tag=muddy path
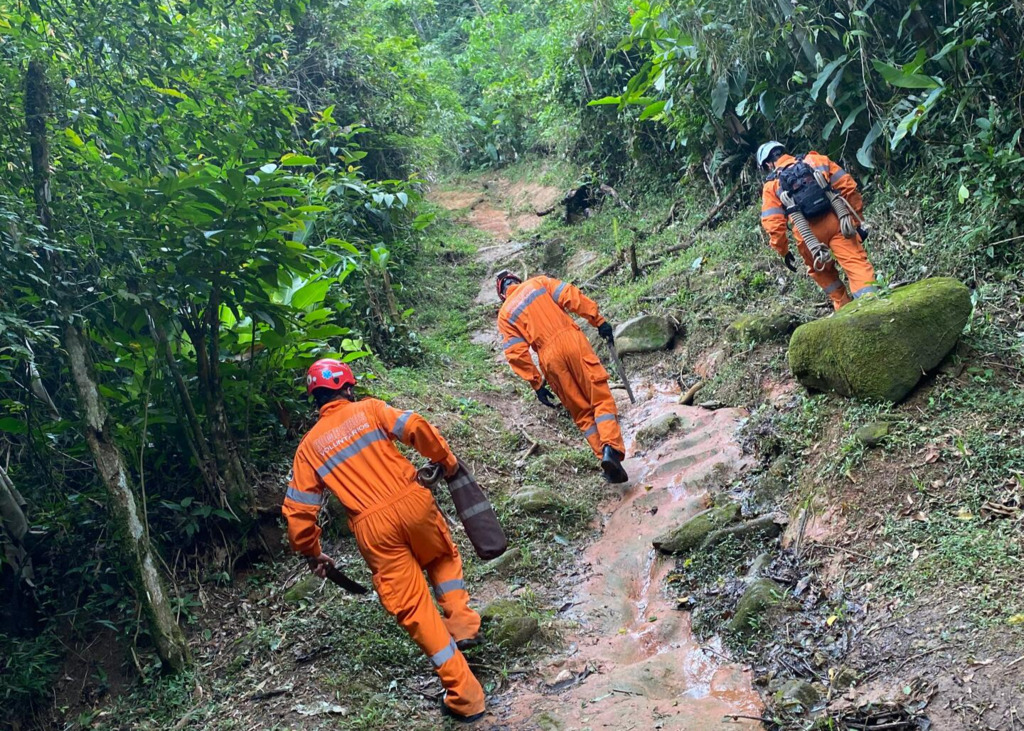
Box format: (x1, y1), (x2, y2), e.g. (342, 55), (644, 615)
(433, 181), (765, 730)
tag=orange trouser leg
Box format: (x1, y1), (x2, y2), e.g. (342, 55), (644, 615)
(541, 330), (625, 457)
(829, 232), (877, 300)
(413, 502), (481, 642)
(354, 490), (485, 718)
(796, 238), (851, 310)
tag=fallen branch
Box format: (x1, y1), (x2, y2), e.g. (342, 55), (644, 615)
(679, 381), (704, 405)
(583, 250), (625, 286)
(662, 184), (740, 256)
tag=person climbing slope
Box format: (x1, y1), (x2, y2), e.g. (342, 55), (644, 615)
(494, 270), (628, 484)
(281, 359), (486, 723)
(757, 140), (878, 309)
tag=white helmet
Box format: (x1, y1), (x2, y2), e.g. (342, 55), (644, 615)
(756, 140), (785, 168)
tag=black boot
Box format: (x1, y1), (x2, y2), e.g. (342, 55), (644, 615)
(441, 695), (486, 723)
(601, 445), (629, 484)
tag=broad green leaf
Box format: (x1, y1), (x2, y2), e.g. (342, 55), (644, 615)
(280, 153), (317, 166)
(587, 96), (622, 106)
(958, 184), (970, 204)
(710, 77), (729, 119)
(290, 279), (331, 310)
(857, 121), (884, 168)
(639, 100), (666, 121)
(871, 59), (940, 89)
(811, 56), (847, 101)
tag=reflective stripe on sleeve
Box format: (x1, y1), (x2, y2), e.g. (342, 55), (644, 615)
(393, 410), (413, 440)
(285, 487), (323, 506)
(761, 206), (785, 218)
(508, 287), (546, 325)
(460, 501), (492, 519)
(552, 281), (567, 302)
(316, 429), (389, 478)
(503, 336), (525, 351)
(830, 169), (849, 185)
(433, 579), (465, 597)
(430, 638), (458, 667)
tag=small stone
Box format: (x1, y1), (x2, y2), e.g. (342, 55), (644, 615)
(729, 578), (785, 636)
(613, 315), (677, 355)
(727, 310), (803, 345)
(855, 421), (889, 447)
(511, 487), (564, 515)
(489, 616), (539, 649)
(482, 548), (520, 575)
(832, 667), (860, 691)
(283, 575), (321, 603)
(635, 413), (682, 448)
(652, 502), (740, 556)
(773, 679), (820, 713)
(745, 553), (772, 579)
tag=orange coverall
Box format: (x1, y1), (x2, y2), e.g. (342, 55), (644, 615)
(761, 152), (877, 309)
(282, 398), (485, 718)
(497, 275), (625, 457)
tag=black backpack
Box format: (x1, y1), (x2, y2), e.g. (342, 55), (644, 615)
(775, 156), (832, 220)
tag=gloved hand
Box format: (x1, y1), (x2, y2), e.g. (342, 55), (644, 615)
(306, 552), (335, 578)
(783, 251), (798, 273)
(597, 322), (614, 343)
(857, 226), (869, 242)
(535, 383), (558, 409)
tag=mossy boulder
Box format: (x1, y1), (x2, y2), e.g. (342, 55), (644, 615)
(481, 599), (539, 649)
(727, 310), (803, 345)
(855, 421), (889, 447)
(774, 679), (820, 713)
(729, 578), (784, 636)
(652, 501), (740, 555)
(636, 413), (682, 448)
(702, 515), (783, 550)
(788, 278), (972, 403)
(614, 315), (677, 355)
(511, 487), (564, 515)
(541, 239), (565, 273)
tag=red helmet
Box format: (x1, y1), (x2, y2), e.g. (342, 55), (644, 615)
(495, 269), (521, 301)
(306, 358), (356, 395)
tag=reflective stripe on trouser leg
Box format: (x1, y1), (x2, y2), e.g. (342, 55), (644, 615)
(594, 412), (624, 456)
(851, 285), (878, 298)
(430, 637), (458, 667)
(829, 231), (876, 299)
(420, 503), (481, 643)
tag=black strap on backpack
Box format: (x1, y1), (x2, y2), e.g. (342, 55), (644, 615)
(777, 155), (832, 220)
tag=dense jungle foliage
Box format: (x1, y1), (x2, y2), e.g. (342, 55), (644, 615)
(2, 0), (1022, 724)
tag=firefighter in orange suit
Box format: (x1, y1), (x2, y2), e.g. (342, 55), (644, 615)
(757, 140), (877, 309)
(282, 359), (486, 723)
(495, 271), (628, 484)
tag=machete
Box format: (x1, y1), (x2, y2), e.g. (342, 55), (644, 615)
(605, 340), (636, 404)
(324, 563), (370, 595)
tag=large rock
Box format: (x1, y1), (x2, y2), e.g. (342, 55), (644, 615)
(729, 578), (785, 636)
(614, 315), (676, 355)
(773, 679), (820, 713)
(727, 310), (803, 345)
(652, 502), (740, 555)
(788, 278), (972, 402)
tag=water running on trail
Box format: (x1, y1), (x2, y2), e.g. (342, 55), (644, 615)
(434, 182), (765, 730)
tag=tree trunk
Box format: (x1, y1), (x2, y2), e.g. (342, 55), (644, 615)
(181, 305), (252, 516)
(0, 463), (33, 586)
(25, 57), (189, 672)
(147, 310), (221, 502)
(64, 323), (191, 672)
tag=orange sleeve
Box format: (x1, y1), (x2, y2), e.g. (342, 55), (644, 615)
(497, 315), (543, 390)
(542, 276), (605, 328)
(760, 181), (790, 256)
(824, 156), (863, 215)
(281, 443), (324, 557)
(379, 400), (458, 473)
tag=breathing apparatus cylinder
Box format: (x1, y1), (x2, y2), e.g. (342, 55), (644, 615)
(779, 190), (834, 272)
(814, 170), (862, 239)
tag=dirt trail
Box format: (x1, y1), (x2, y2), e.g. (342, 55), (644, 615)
(444, 180), (765, 729)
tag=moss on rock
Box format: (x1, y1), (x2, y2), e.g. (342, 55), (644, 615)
(512, 486), (564, 515)
(788, 278), (972, 402)
(727, 310), (803, 345)
(614, 315), (677, 355)
(652, 501), (740, 555)
(729, 578), (784, 636)
(636, 413), (682, 448)
(481, 599), (539, 649)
